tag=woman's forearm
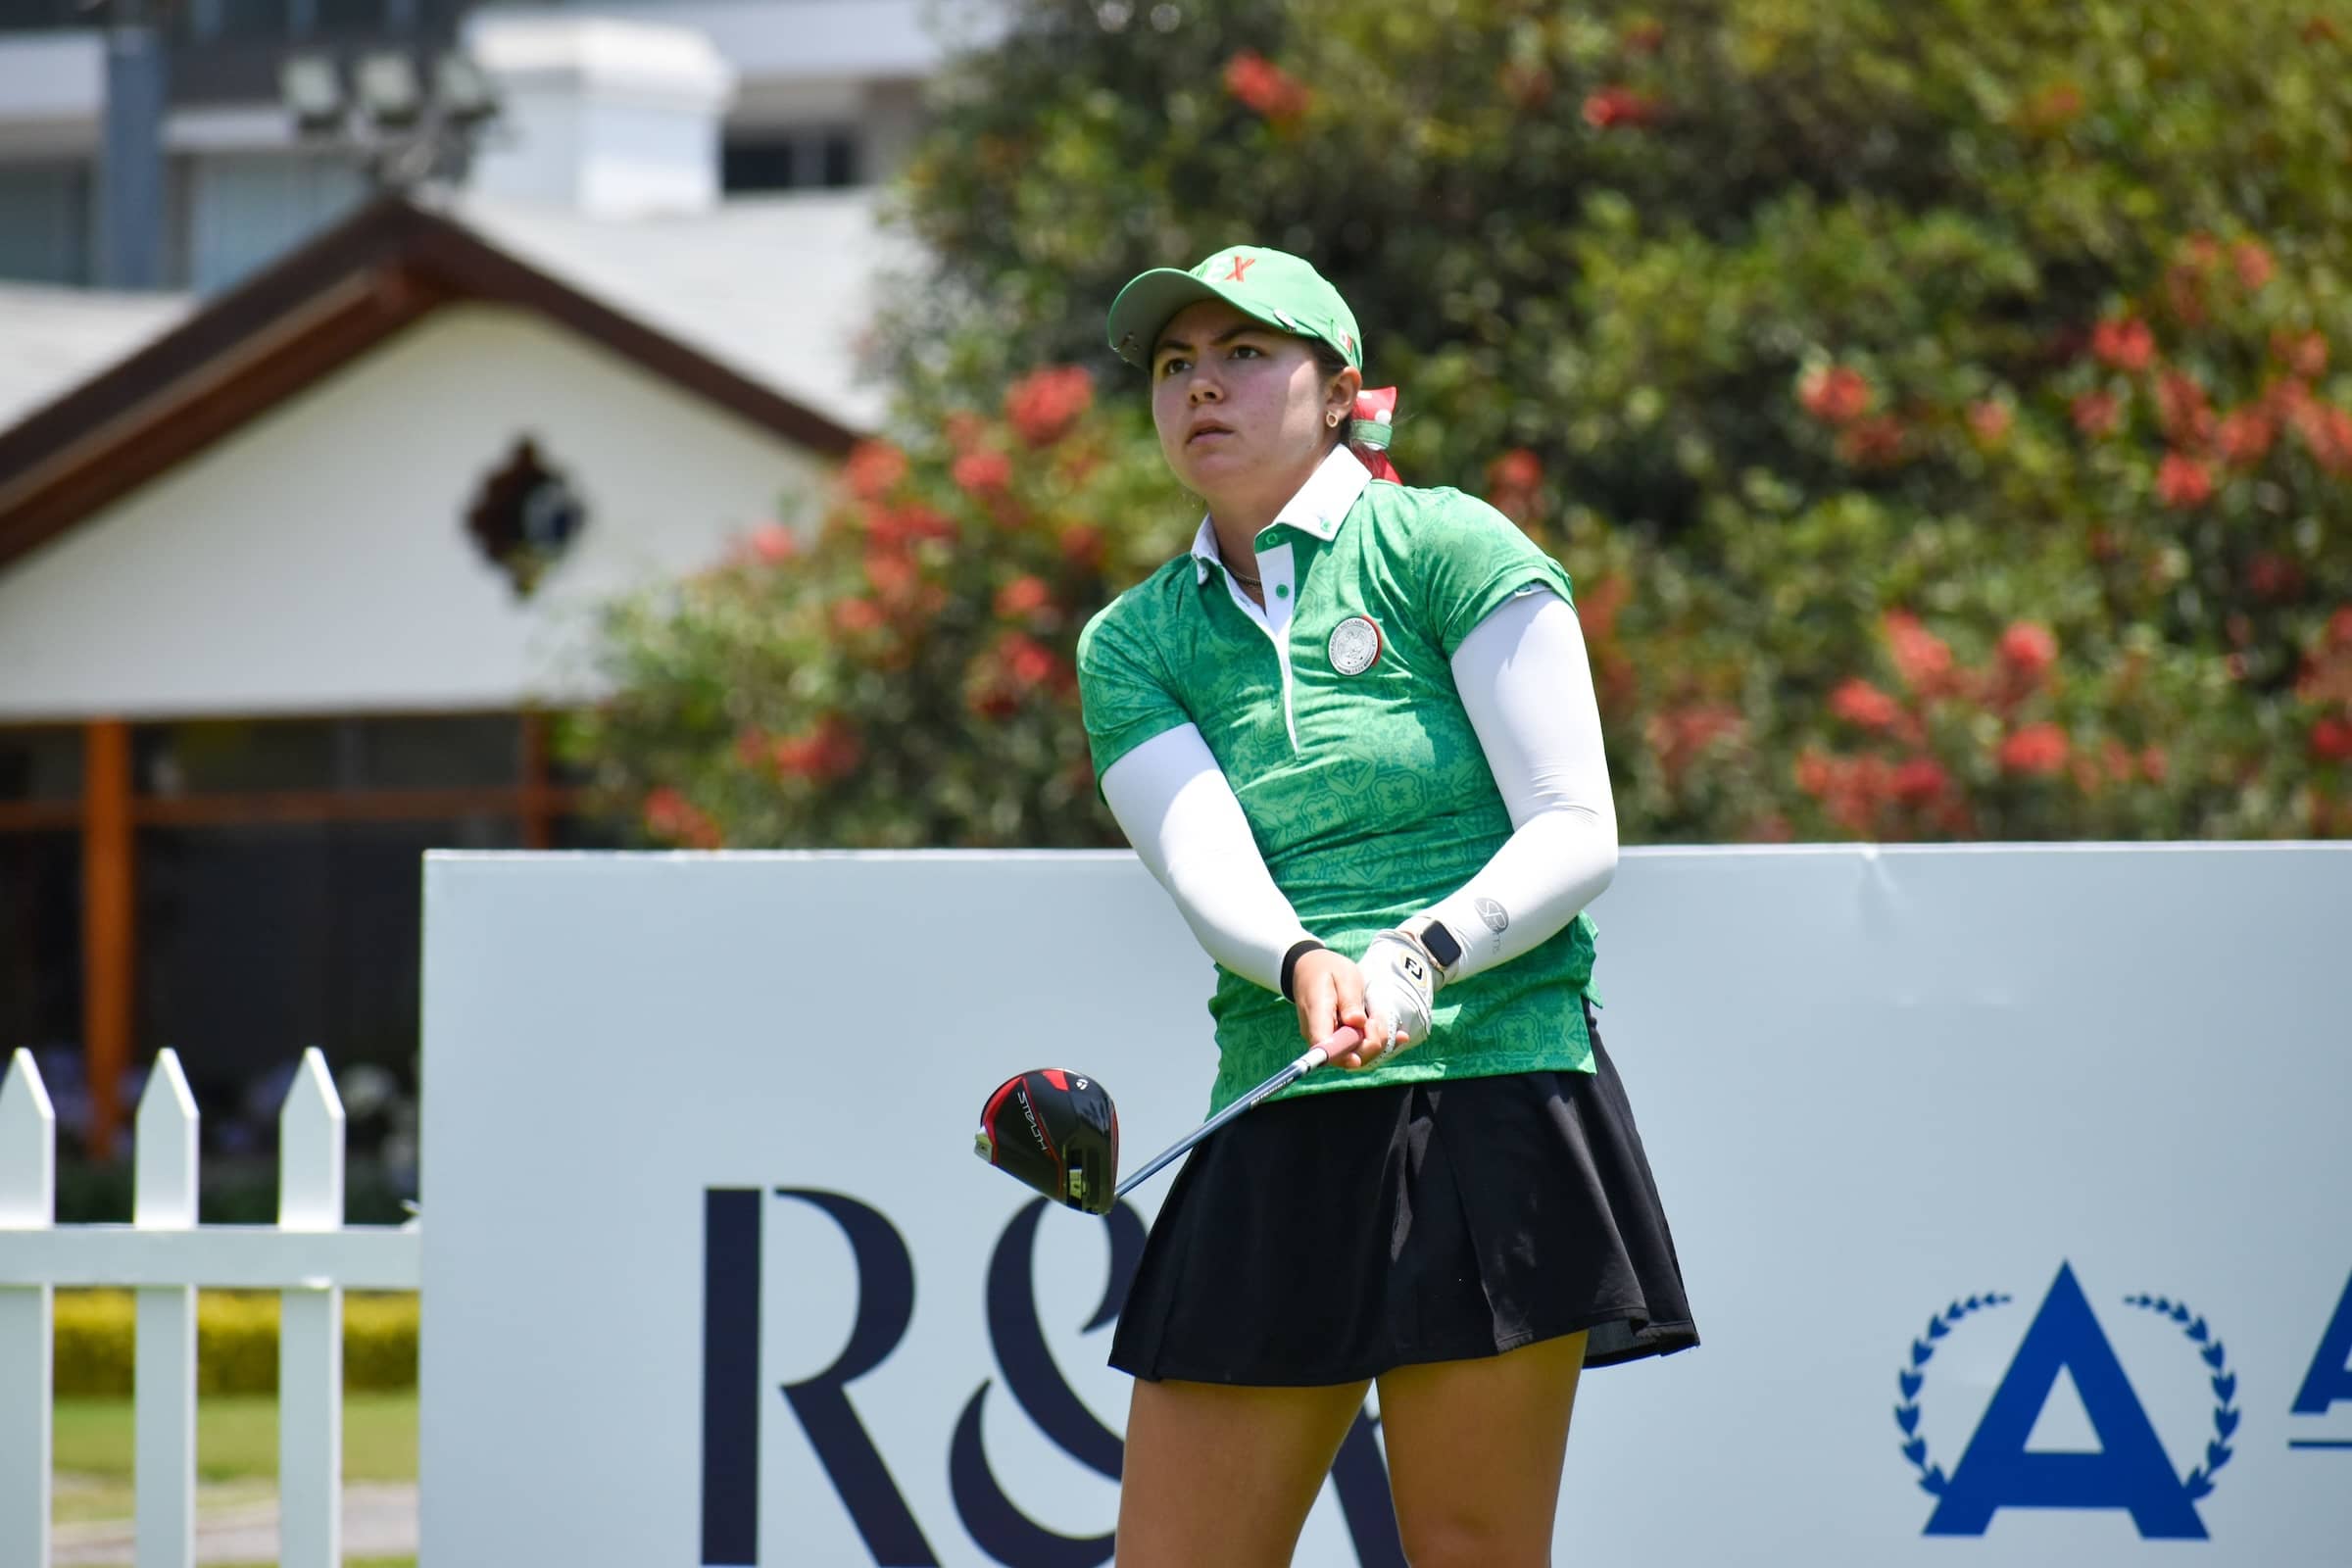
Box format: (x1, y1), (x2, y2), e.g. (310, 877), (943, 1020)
(1421, 588), (1619, 981)
(1101, 723), (1316, 994)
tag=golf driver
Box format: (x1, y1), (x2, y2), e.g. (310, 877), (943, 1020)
(973, 1025), (1362, 1215)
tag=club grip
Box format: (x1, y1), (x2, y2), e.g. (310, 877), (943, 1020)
(1306, 1025), (1364, 1067)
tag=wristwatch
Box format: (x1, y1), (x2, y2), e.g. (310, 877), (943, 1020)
(1398, 915), (1463, 988)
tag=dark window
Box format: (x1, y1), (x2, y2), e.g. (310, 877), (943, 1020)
(820, 130), (858, 188)
(135, 813), (521, 1090)
(314, 0), (392, 36)
(132, 714), (525, 797)
(172, 0), (447, 48)
(211, 0), (296, 41)
(552, 812), (627, 850)
(0, 726), (83, 802)
(0, 0), (82, 32)
(0, 832), (78, 1055)
(0, 163), (93, 287)
(723, 128), (861, 193)
(721, 139), (799, 192)
(135, 718), (338, 797)
(342, 714), (524, 792)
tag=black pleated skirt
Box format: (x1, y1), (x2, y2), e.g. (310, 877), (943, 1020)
(1109, 1008), (1698, 1386)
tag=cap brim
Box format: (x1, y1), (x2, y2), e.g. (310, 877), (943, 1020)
(1104, 269), (1291, 368)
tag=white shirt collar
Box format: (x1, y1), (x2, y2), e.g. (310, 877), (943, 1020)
(1191, 446), (1372, 583)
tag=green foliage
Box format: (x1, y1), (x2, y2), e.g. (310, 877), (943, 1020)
(577, 0), (2352, 845)
(564, 374), (1185, 845)
(52, 1291), (418, 1396)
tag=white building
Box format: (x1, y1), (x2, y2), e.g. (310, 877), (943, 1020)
(0, 0), (976, 292)
(0, 3), (946, 1153)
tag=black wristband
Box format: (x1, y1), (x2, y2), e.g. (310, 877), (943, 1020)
(1279, 939), (1326, 1003)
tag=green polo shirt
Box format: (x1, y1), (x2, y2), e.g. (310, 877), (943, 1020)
(1078, 449), (1599, 1116)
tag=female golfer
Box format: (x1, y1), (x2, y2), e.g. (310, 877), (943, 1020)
(1078, 245), (1697, 1567)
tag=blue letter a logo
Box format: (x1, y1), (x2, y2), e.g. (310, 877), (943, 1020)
(1926, 1262), (2205, 1539)
(2291, 1269), (2352, 1415)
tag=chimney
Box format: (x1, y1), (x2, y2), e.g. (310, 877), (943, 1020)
(463, 15), (735, 218)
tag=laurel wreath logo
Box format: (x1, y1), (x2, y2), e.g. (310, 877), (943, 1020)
(2123, 1293), (2239, 1500)
(1892, 1292), (2014, 1494)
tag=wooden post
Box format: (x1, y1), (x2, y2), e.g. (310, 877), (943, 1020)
(520, 709), (556, 850)
(82, 718), (133, 1161)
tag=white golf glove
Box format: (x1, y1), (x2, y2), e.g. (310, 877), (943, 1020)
(1357, 928), (1440, 1057)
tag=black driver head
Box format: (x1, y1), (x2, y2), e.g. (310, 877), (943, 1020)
(974, 1067), (1119, 1215)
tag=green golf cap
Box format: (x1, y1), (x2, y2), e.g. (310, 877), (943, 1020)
(1106, 245), (1362, 372)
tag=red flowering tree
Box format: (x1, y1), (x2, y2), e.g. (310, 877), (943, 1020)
(576, 0), (2352, 845)
(563, 368), (1189, 847)
(898, 0), (2352, 842)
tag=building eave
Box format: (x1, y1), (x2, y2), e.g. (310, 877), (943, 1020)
(0, 194), (863, 575)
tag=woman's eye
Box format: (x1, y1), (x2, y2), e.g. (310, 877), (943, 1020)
(1157, 357), (1189, 377)
(1230, 344), (1262, 360)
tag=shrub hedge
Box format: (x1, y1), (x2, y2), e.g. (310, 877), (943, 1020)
(50, 1290), (418, 1397)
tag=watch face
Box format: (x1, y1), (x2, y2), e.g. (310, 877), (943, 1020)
(1421, 920), (1463, 969)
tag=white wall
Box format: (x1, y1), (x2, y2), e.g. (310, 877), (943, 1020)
(419, 845), (2352, 1567)
(0, 31), (102, 157)
(466, 15), (737, 220)
(0, 303), (832, 719)
(585, 0), (983, 80)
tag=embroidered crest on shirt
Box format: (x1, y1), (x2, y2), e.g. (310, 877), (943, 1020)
(1328, 615), (1383, 675)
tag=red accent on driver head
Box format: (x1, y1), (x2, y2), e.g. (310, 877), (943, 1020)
(1043, 1069), (1070, 1091)
(979, 1078), (1018, 1164)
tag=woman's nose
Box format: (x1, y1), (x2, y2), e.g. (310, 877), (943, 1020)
(1189, 376), (1220, 405)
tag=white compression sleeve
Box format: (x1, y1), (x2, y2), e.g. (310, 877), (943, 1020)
(1422, 587), (1619, 983)
(1099, 724), (1315, 994)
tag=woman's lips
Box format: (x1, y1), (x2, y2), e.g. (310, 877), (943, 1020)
(1187, 423), (1234, 445)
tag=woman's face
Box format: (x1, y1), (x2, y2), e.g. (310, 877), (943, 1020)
(1150, 298), (1353, 505)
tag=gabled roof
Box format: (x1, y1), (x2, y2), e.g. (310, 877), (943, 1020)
(451, 189), (900, 433)
(0, 193), (870, 575)
(0, 282), (194, 434)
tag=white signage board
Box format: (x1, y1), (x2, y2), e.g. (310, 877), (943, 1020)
(419, 845), (2352, 1565)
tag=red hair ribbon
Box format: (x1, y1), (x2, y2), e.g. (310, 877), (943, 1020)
(1349, 386), (1401, 482)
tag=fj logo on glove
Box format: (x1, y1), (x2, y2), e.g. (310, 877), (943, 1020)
(1402, 955), (1426, 983)
(1328, 615), (1383, 675)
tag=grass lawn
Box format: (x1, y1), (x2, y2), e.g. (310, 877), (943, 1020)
(52, 1391), (416, 1529)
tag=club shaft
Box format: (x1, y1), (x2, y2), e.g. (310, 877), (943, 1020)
(1113, 1029), (1358, 1200)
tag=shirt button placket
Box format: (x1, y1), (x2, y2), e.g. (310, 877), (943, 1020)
(1260, 540), (1300, 750)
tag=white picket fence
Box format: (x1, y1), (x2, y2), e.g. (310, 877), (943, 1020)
(0, 1045), (421, 1568)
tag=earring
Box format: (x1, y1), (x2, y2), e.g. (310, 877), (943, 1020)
(1327, 412), (1342, 427)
